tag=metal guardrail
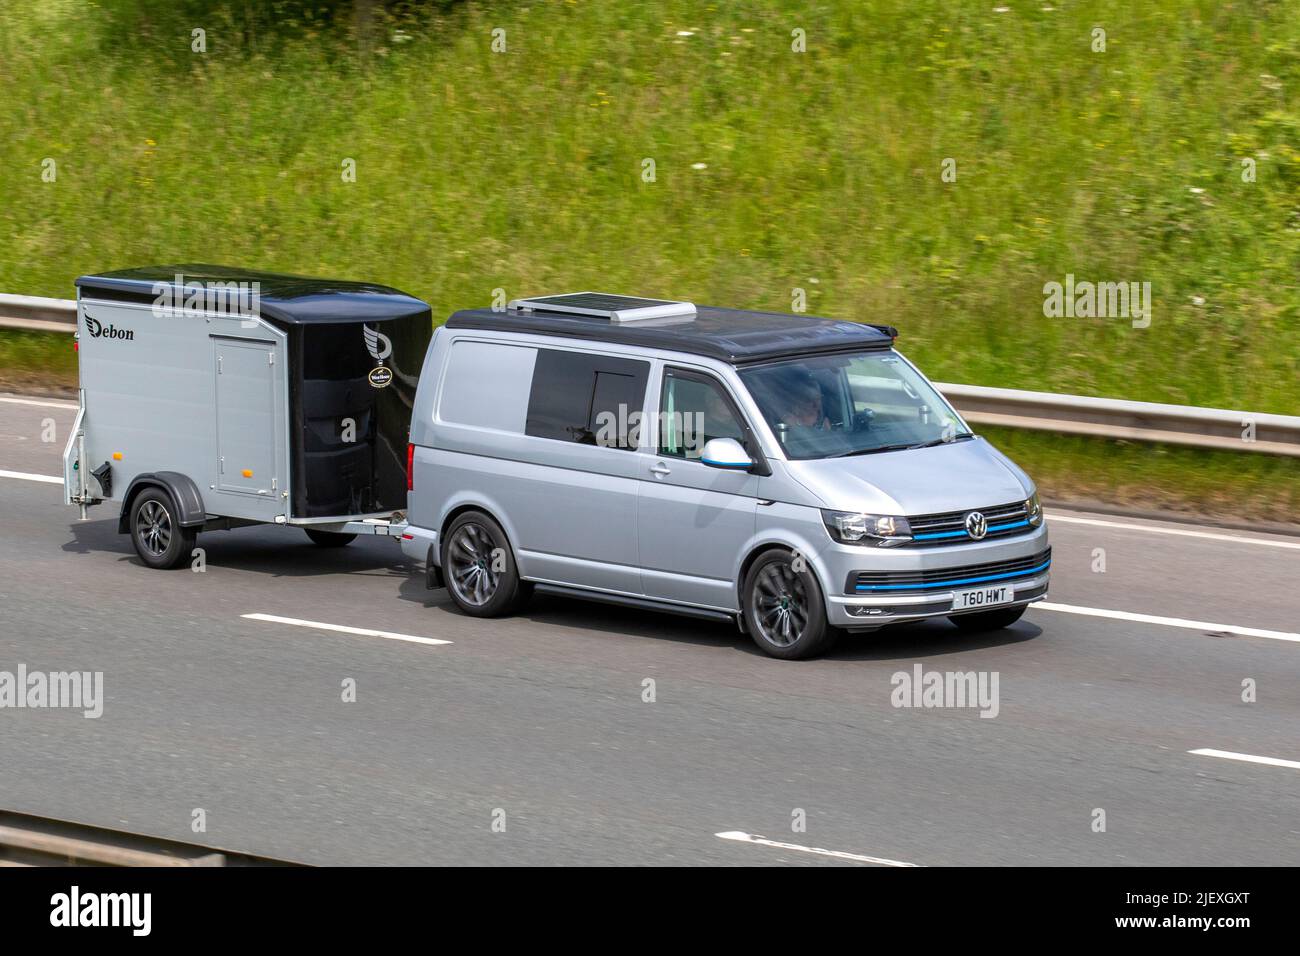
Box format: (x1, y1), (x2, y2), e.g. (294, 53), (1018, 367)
(0, 809), (302, 867)
(2, 293), (1297, 456)
(0, 293), (78, 333)
(937, 383), (1300, 458)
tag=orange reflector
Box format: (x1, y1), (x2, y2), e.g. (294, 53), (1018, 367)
(112, 452), (123, 460)
(242, 469), (253, 478)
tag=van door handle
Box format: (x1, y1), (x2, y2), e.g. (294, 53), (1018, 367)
(650, 463), (672, 477)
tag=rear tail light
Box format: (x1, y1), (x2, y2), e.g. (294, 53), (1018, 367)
(406, 442), (415, 491)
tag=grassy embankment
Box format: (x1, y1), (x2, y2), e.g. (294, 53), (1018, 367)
(1, 1), (1295, 518)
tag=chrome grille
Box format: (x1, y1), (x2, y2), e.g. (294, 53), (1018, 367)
(908, 501), (1031, 545)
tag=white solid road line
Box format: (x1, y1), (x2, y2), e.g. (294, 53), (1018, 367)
(1047, 512), (1300, 551)
(715, 831), (919, 867)
(1034, 602), (1300, 643)
(0, 469), (63, 484)
(242, 613), (451, 647)
(1189, 749), (1300, 771)
(0, 395), (78, 409)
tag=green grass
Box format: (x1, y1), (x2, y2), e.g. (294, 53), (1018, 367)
(0, 1), (1296, 517)
(1, 0), (1297, 413)
(979, 426), (1300, 525)
(0, 329), (78, 395)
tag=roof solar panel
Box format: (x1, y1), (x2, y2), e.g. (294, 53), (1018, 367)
(508, 292), (697, 323)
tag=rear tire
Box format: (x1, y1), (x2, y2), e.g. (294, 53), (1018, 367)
(129, 487), (197, 570)
(948, 605), (1027, 632)
(440, 511), (531, 618)
(304, 528), (356, 547)
(741, 550), (837, 660)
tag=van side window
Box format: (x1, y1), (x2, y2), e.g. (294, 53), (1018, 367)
(658, 369), (748, 460)
(525, 349), (648, 450)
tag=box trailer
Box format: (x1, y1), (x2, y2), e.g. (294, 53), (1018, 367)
(63, 265), (432, 568)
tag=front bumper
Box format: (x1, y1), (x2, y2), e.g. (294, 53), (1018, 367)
(818, 523), (1051, 630)
(826, 573), (1049, 629)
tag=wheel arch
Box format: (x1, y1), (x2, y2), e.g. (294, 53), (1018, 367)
(117, 472), (206, 534)
(437, 502), (522, 567)
(736, 537), (833, 611)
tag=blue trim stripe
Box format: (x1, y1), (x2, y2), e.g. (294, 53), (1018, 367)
(855, 558), (1051, 592)
(912, 519), (1031, 541)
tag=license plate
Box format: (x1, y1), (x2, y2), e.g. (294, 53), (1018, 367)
(952, 585), (1012, 610)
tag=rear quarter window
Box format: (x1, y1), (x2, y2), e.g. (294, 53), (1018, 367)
(437, 340), (538, 432)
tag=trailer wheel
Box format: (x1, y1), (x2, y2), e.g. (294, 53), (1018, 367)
(129, 487), (197, 570)
(303, 529), (357, 547)
(440, 510), (531, 617)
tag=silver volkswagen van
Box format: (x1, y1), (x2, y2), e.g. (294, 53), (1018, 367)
(402, 294), (1049, 659)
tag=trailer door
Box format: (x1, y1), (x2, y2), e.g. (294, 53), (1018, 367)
(214, 338), (279, 496)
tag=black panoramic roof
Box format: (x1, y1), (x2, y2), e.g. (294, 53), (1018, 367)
(75, 264), (431, 326)
(446, 302), (897, 364)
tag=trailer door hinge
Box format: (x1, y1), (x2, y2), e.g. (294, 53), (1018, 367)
(217, 356), (223, 374)
(218, 457), (225, 474)
(268, 352), (274, 365)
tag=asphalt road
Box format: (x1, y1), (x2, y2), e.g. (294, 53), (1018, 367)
(1, 394), (1297, 866)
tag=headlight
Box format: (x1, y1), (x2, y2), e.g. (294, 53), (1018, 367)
(1025, 492), (1043, 527)
(822, 510), (912, 546)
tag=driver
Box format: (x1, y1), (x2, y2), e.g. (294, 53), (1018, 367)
(781, 377), (832, 431)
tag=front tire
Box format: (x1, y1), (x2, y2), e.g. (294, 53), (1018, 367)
(742, 550), (836, 659)
(440, 511), (531, 618)
(129, 487), (197, 570)
(948, 605), (1027, 632)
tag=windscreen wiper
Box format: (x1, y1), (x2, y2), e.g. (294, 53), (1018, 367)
(907, 433), (974, 450)
(827, 443), (917, 458)
(827, 434), (974, 457)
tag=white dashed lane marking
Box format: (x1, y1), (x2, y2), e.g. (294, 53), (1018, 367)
(716, 831), (919, 866)
(1034, 602), (1300, 644)
(0, 470), (63, 484)
(1047, 512), (1300, 551)
(242, 613), (451, 647)
(1189, 749), (1300, 771)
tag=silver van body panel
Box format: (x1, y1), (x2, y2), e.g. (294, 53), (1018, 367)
(784, 436), (1031, 515)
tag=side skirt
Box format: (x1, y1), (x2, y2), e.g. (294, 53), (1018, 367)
(533, 583), (736, 624)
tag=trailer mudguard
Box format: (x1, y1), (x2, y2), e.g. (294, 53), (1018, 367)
(116, 472), (207, 533)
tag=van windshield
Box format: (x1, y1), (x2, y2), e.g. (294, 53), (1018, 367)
(737, 350), (971, 460)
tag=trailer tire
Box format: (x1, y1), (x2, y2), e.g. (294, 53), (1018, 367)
(440, 510), (531, 617)
(303, 529), (357, 547)
(129, 487), (197, 570)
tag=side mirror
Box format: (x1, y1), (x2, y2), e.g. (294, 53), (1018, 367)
(700, 437), (753, 470)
